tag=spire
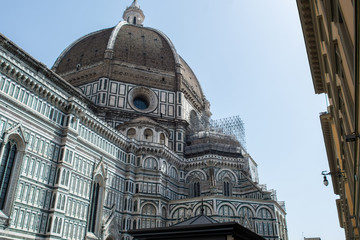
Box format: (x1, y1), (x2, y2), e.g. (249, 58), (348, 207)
(123, 0), (145, 26)
(130, 0), (139, 8)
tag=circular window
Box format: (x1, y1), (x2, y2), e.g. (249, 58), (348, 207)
(133, 96), (149, 110)
(128, 87), (158, 113)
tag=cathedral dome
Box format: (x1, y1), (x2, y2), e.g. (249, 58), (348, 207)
(52, 1), (205, 109)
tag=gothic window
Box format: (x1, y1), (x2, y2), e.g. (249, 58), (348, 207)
(223, 180), (231, 196)
(122, 218), (126, 230)
(47, 216), (52, 233)
(192, 181), (201, 197)
(134, 200), (138, 212)
(0, 140), (17, 209)
(65, 171), (70, 186)
(61, 196), (65, 210)
(57, 194), (61, 209)
(88, 181), (101, 233)
(124, 198), (127, 211)
(51, 194), (56, 209)
(53, 217), (58, 232)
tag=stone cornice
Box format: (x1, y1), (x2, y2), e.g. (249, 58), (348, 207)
(297, 0), (325, 94)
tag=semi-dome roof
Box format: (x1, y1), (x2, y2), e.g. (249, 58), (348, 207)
(52, 1), (205, 109)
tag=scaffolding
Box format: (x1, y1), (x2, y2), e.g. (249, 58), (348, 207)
(210, 115), (246, 149)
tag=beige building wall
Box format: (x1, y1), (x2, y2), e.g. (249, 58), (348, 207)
(297, 0), (360, 239)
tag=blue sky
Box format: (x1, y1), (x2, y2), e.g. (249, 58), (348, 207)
(1, 0), (344, 239)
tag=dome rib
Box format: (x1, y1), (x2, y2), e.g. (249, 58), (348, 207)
(107, 21), (129, 50)
(108, 24), (180, 67)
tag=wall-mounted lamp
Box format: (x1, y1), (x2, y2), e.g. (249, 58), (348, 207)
(321, 170), (345, 186)
(345, 132), (360, 142)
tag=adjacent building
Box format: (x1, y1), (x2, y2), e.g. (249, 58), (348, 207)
(297, 0), (360, 239)
(0, 1), (287, 239)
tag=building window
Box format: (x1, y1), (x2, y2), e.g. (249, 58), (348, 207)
(127, 128), (136, 139)
(160, 133), (165, 145)
(133, 96), (149, 110)
(88, 182), (100, 233)
(193, 181), (200, 197)
(0, 140), (17, 209)
(223, 181), (231, 196)
(144, 157), (158, 170)
(141, 204), (156, 229)
(169, 167), (178, 180)
(144, 129), (153, 142)
(239, 207), (254, 230)
(177, 132), (182, 141)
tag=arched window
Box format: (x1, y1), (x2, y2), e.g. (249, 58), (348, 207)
(122, 218), (126, 230)
(57, 194), (62, 209)
(65, 171), (70, 186)
(160, 133), (165, 145)
(144, 129), (153, 142)
(127, 128), (136, 139)
(162, 207), (167, 218)
(61, 196), (66, 210)
(143, 157), (158, 170)
(141, 204), (156, 229)
(0, 140), (17, 209)
(257, 208), (274, 236)
(195, 205), (212, 216)
(53, 217), (58, 232)
(218, 205), (235, 217)
(47, 216), (52, 233)
(239, 206), (254, 230)
(56, 168), (61, 184)
(171, 207), (187, 221)
(51, 194), (56, 209)
(88, 174), (105, 235)
(192, 181), (200, 197)
(61, 170), (66, 185)
(169, 167), (178, 180)
(124, 198), (127, 211)
(134, 200), (138, 212)
(57, 218), (62, 233)
(223, 180), (231, 196)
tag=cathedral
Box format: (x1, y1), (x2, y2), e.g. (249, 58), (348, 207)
(0, 1), (287, 239)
